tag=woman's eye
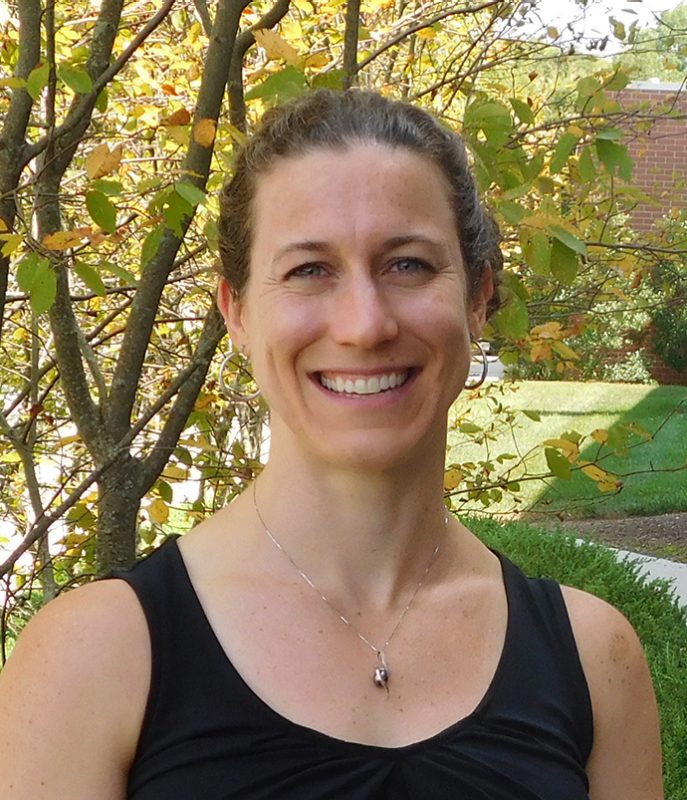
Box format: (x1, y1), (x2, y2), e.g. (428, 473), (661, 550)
(287, 263), (327, 279)
(390, 257), (432, 274)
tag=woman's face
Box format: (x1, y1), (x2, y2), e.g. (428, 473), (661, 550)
(218, 143), (492, 472)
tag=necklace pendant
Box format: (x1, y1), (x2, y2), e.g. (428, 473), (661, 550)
(373, 666), (389, 689)
(374, 651), (390, 691)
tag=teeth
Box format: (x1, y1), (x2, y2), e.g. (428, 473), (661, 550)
(320, 371), (409, 395)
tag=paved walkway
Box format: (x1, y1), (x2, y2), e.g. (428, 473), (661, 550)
(615, 548), (687, 610)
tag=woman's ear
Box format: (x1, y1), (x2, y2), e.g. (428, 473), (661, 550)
(469, 264), (494, 337)
(217, 278), (248, 348)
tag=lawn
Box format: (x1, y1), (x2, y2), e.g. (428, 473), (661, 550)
(448, 381), (687, 518)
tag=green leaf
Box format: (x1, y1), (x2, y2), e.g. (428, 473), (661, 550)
(73, 260), (107, 296)
(312, 69), (345, 91)
(550, 132), (580, 174)
(57, 64), (93, 94)
(26, 63), (49, 100)
(595, 128), (623, 141)
(90, 179), (123, 196)
(549, 225), (587, 255)
(101, 261), (137, 285)
(459, 422), (482, 434)
(493, 293), (529, 338)
(550, 239), (579, 285)
(595, 139), (633, 181)
(29, 260), (57, 315)
(510, 97), (534, 125)
(578, 147), (597, 182)
(523, 409), (541, 421)
(545, 447), (572, 480)
(156, 480), (173, 503)
(96, 89), (108, 113)
(175, 181), (206, 207)
(141, 225), (164, 267)
(16, 253), (48, 292)
(86, 190), (117, 233)
(244, 66), (307, 103)
(522, 230), (551, 276)
(163, 193), (193, 236)
(499, 200), (526, 225)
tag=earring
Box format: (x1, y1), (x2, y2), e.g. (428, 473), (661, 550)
(218, 348), (261, 402)
(464, 338), (488, 390)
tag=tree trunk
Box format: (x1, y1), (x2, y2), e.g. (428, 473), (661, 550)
(96, 454), (143, 573)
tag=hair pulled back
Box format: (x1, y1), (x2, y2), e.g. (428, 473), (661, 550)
(218, 89), (502, 317)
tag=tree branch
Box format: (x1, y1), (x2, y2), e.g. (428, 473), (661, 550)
(343, 0), (361, 89)
(108, 0), (249, 441)
(139, 304), (225, 494)
(355, 1), (503, 75)
(23, 0), (175, 165)
(227, 0), (291, 132)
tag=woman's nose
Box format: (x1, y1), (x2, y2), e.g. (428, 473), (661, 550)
(329, 274), (399, 348)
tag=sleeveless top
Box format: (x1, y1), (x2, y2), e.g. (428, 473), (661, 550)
(113, 537), (593, 800)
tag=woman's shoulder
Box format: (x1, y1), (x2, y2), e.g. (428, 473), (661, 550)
(560, 585), (664, 800)
(0, 579), (149, 799)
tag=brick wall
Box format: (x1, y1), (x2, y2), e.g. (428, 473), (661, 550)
(617, 84), (687, 232)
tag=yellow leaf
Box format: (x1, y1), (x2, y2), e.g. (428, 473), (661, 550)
(224, 123), (248, 146)
(304, 52), (329, 69)
(85, 143), (123, 179)
(443, 467), (464, 491)
(0, 451), (21, 463)
(0, 218), (8, 232)
(551, 341), (579, 360)
(416, 27), (437, 40)
(0, 233), (22, 256)
(162, 465), (188, 480)
(253, 29), (300, 65)
(530, 342), (552, 362)
(148, 498), (170, 524)
(580, 462), (611, 482)
(43, 230), (85, 250)
(543, 438), (579, 461)
(59, 434), (82, 445)
(591, 428), (608, 444)
(531, 321), (563, 340)
(194, 118), (216, 148)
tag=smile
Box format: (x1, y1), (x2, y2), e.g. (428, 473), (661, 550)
(318, 370), (410, 395)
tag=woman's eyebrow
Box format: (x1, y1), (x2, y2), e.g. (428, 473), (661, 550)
(272, 240), (330, 264)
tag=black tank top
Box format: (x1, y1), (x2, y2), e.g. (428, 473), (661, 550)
(114, 538), (593, 799)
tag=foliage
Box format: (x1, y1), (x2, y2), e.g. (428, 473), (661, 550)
(615, 2), (687, 83)
(0, 0), (686, 658)
(448, 382), (687, 518)
(470, 517), (687, 800)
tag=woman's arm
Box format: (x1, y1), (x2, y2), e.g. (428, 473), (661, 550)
(563, 586), (664, 800)
(0, 580), (150, 800)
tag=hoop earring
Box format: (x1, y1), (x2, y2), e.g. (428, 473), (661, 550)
(218, 348), (261, 402)
(464, 338), (488, 390)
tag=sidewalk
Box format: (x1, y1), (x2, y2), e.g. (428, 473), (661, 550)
(615, 547), (687, 609)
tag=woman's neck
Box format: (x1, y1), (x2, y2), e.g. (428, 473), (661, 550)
(251, 447), (453, 610)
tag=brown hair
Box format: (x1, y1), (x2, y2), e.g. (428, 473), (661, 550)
(218, 89), (502, 316)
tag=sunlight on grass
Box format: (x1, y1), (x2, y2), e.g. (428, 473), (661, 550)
(448, 382), (687, 518)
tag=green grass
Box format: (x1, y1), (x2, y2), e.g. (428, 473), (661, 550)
(449, 381), (687, 518)
(469, 517), (687, 799)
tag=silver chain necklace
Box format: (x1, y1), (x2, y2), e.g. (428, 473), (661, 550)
(252, 482), (448, 692)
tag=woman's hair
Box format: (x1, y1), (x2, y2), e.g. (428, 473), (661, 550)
(218, 89), (503, 317)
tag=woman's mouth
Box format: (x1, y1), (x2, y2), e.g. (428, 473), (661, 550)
(317, 370), (411, 396)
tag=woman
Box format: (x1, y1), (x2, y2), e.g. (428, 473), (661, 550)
(0, 90), (663, 799)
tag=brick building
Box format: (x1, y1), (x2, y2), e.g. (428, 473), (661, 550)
(615, 83), (687, 384)
(618, 82), (687, 231)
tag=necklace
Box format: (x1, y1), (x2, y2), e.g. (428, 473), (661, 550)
(252, 482), (448, 692)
